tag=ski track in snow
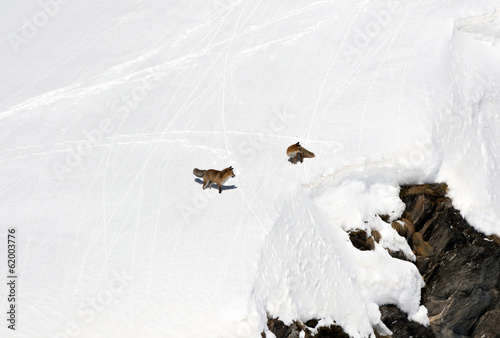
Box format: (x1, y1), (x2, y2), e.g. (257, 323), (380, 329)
(0, 1), (330, 121)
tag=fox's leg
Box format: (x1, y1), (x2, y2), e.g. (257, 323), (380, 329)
(218, 184), (222, 194)
(299, 153), (303, 163)
(203, 179), (211, 190)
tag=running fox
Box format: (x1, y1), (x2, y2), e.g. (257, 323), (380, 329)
(193, 166), (235, 194)
(286, 142), (315, 164)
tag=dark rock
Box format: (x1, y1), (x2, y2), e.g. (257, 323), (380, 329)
(400, 183), (449, 231)
(349, 230), (374, 251)
(264, 318), (349, 338)
(473, 309), (500, 337)
(404, 194), (436, 231)
(420, 210), (465, 256)
(393, 183), (500, 336)
(486, 234), (500, 246)
(380, 305), (435, 338)
(400, 184), (500, 337)
(387, 249), (408, 261)
(420, 204), (472, 256)
(315, 325), (351, 337)
(415, 256), (431, 275)
(379, 214), (391, 222)
(411, 232), (434, 257)
(372, 229), (382, 243)
(266, 318), (294, 337)
(391, 218), (415, 240)
(400, 184), (448, 198)
(305, 319), (319, 328)
(423, 242), (500, 336)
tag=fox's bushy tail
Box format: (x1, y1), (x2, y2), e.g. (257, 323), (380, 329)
(299, 146), (315, 158)
(193, 168), (205, 178)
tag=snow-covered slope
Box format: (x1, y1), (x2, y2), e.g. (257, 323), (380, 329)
(1, 1), (499, 337)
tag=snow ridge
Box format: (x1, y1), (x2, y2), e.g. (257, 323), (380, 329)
(253, 181), (428, 337)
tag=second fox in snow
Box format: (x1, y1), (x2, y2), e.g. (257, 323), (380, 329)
(193, 166), (235, 194)
(286, 142), (315, 164)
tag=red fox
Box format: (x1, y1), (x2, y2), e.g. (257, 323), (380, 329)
(286, 142), (315, 164)
(193, 166), (235, 194)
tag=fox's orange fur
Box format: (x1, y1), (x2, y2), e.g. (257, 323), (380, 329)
(193, 166), (235, 194)
(286, 142), (315, 164)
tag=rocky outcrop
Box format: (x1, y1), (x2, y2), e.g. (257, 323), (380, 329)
(399, 183), (500, 337)
(263, 183), (500, 337)
(265, 318), (349, 338)
(348, 229), (376, 251)
(379, 305), (434, 338)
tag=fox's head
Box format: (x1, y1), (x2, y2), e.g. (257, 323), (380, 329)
(228, 166), (235, 178)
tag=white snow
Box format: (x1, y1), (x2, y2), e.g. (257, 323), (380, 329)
(1, 1), (499, 337)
